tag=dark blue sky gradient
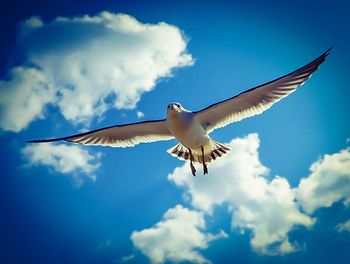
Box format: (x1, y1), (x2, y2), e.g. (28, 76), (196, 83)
(1, 0), (349, 263)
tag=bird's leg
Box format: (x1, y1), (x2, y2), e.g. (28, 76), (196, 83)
(201, 146), (208, 175)
(188, 148), (196, 177)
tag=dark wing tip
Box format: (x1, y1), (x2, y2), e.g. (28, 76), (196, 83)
(315, 47), (331, 66)
(321, 47), (332, 60)
(302, 47), (331, 75)
(298, 48), (331, 75)
(324, 47), (332, 56)
(27, 139), (40, 143)
(26, 137), (68, 143)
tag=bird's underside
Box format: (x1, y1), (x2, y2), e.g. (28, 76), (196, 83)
(167, 139), (231, 176)
(27, 49), (330, 176)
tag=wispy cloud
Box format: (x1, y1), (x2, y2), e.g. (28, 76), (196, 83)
(96, 239), (113, 250)
(0, 12), (193, 132)
(120, 254), (135, 262)
(131, 204), (227, 264)
(22, 143), (101, 186)
(336, 219), (350, 233)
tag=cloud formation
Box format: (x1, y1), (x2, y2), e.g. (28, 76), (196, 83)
(0, 12), (193, 132)
(0, 67), (55, 132)
(22, 143), (101, 186)
(169, 134), (314, 255)
(131, 205), (227, 264)
(336, 219), (350, 233)
(130, 134), (350, 261)
(296, 148), (350, 214)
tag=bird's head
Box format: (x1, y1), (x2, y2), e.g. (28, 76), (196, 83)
(167, 102), (184, 116)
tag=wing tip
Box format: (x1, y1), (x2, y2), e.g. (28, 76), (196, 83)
(317, 47), (332, 63)
(26, 140), (38, 143)
(324, 47), (332, 56)
(300, 47), (331, 75)
(26, 138), (66, 143)
(26, 139), (46, 143)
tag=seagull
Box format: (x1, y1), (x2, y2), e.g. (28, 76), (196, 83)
(28, 49), (330, 176)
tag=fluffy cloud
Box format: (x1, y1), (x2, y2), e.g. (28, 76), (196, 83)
(169, 134), (314, 255)
(296, 148), (350, 214)
(130, 134), (349, 261)
(22, 143), (101, 186)
(336, 219), (350, 233)
(0, 67), (55, 132)
(0, 12), (193, 132)
(131, 205), (227, 264)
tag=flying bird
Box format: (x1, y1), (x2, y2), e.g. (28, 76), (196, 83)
(28, 49), (330, 176)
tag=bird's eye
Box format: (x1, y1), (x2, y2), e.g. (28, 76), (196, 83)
(175, 103), (180, 108)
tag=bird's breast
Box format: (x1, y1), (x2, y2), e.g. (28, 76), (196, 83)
(167, 115), (209, 149)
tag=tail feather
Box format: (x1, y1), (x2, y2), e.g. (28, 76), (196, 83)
(167, 139), (230, 163)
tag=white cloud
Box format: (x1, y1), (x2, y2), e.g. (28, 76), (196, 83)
(336, 219), (350, 233)
(22, 143), (101, 186)
(0, 12), (193, 132)
(296, 148), (350, 214)
(131, 205), (227, 264)
(0, 67), (55, 132)
(168, 134), (314, 255)
(136, 111), (144, 118)
(129, 135), (349, 260)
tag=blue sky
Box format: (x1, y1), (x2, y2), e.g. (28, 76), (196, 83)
(1, 0), (350, 263)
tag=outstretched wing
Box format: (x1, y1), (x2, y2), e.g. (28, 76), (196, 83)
(195, 49), (330, 133)
(28, 119), (174, 147)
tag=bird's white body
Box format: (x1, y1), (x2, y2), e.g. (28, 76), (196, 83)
(166, 104), (209, 150)
(165, 103), (230, 173)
